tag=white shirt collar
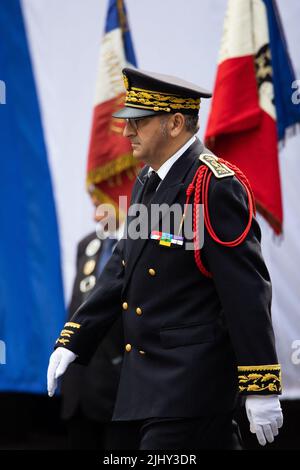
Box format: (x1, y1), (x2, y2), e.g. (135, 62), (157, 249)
(148, 135), (196, 181)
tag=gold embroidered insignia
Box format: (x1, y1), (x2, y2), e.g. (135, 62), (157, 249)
(65, 322), (81, 329)
(199, 153), (235, 179)
(123, 73), (129, 91)
(237, 364), (282, 394)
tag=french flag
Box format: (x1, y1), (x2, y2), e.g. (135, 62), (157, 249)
(86, 0), (139, 214)
(205, 0), (300, 234)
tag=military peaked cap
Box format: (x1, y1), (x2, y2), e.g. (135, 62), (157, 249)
(112, 67), (212, 119)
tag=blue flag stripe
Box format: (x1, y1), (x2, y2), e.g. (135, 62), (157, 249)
(0, 0), (65, 392)
(105, 0), (137, 65)
(263, 0), (300, 141)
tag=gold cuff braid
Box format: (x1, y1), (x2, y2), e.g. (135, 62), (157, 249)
(55, 322), (82, 347)
(238, 364), (282, 394)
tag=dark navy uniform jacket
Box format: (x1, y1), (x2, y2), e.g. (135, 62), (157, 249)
(56, 138), (281, 421)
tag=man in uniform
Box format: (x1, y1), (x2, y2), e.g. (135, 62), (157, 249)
(48, 68), (283, 449)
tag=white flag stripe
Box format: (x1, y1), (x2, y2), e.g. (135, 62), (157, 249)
(94, 29), (128, 105)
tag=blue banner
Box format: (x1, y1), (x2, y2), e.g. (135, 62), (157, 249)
(0, 0), (65, 392)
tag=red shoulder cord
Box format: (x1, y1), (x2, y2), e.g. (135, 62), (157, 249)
(184, 159), (256, 278)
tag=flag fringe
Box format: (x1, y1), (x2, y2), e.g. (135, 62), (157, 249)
(87, 152), (137, 186)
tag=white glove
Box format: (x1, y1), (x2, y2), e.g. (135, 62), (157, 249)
(245, 395), (283, 446)
(47, 347), (77, 397)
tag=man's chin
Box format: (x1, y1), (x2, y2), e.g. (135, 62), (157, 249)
(132, 148), (143, 160)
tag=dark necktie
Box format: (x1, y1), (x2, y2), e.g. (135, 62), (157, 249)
(141, 171), (161, 206)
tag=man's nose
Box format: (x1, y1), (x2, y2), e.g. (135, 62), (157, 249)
(123, 120), (136, 137)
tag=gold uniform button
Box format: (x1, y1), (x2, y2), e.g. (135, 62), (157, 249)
(122, 302), (128, 310)
(148, 268), (156, 276)
(125, 344), (132, 352)
(136, 307), (142, 316)
(122, 260), (126, 267)
(83, 259), (96, 276)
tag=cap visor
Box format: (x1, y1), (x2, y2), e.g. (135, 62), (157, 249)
(112, 107), (157, 119)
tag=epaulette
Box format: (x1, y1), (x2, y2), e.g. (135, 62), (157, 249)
(199, 153), (235, 179)
(189, 151), (253, 278)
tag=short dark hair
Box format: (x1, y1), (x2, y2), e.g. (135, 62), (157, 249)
(184, 114), (199, 134)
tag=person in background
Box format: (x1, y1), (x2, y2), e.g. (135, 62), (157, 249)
(61, 194), (138, 450)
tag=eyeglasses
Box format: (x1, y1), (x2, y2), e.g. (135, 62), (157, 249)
(125, 117), (153, 132)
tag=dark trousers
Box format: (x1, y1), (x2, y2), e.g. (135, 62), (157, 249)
(66, 409), (139, 450)
(139, 414), (243, 450)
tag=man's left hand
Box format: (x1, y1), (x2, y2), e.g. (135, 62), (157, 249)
(245, 395), (283, 446)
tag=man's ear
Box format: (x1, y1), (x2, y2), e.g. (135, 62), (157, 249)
(170, 113), (185, 137)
